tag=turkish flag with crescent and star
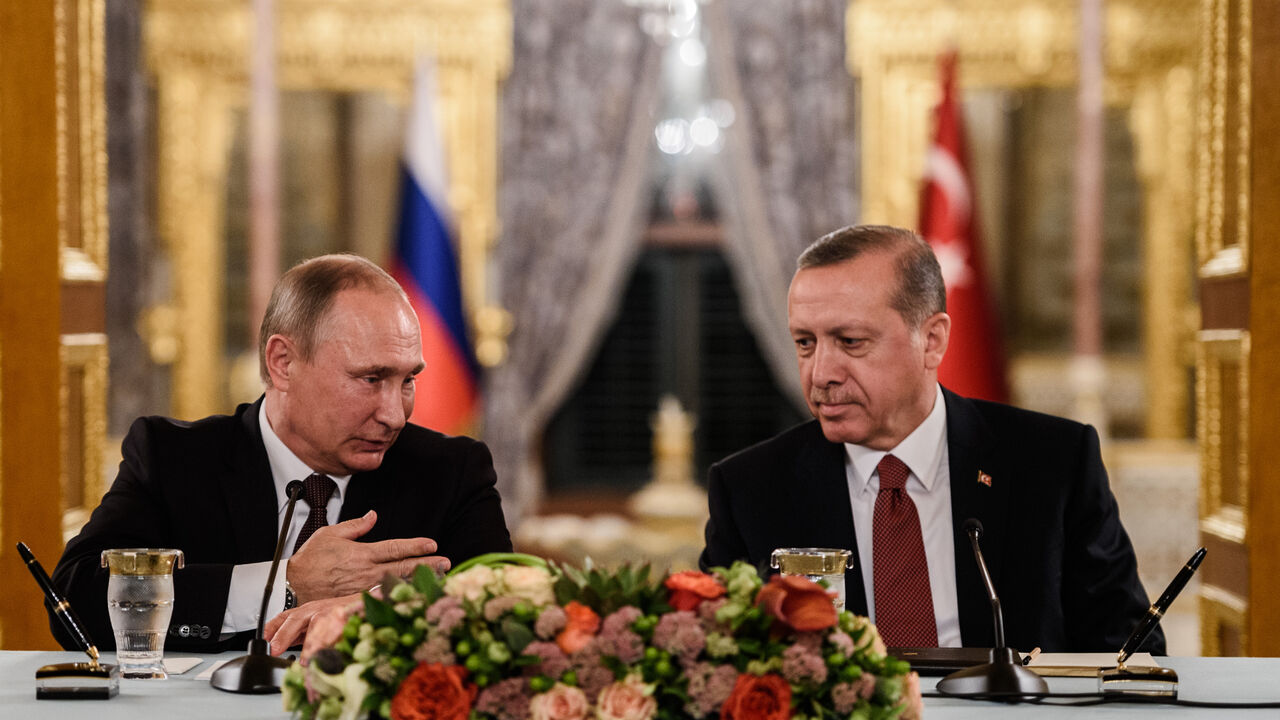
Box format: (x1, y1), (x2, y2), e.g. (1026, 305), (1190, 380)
(918, 50), (1009, 403)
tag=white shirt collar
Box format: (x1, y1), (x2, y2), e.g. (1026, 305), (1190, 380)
(258, 401), (351, 505)
(844, 384), (948, 493)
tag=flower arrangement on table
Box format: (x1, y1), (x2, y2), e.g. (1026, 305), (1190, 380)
(283, 553), (922, 720)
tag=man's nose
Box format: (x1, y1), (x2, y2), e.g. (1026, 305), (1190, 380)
(374, 384), (407, 428)
(810, 341), (845, 386)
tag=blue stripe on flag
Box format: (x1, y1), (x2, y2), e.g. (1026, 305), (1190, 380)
(395, 164), (478, 377)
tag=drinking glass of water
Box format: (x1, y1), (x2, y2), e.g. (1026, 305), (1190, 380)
(101, 548), (184, 679)
(771, 547), (855, 611)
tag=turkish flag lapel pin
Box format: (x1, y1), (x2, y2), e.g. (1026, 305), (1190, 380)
(977, 470), (993, 487)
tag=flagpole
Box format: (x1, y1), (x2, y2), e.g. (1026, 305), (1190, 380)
(1070, 0), (1108, 438)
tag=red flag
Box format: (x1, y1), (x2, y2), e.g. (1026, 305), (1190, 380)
(918, 50), (1008, 402)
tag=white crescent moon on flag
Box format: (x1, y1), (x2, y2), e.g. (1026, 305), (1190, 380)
(923, 146), (972, 228)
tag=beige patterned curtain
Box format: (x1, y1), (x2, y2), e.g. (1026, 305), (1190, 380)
(705, 0), (860, 410)
(484, 0), (663, 522)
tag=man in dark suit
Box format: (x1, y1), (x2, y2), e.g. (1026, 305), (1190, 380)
(700, 225), (1161, 654)
(52, 254), (511, 653)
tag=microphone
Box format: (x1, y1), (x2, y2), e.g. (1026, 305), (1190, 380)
(211, 479), (306, 693)
(936, 518), (1048, 699)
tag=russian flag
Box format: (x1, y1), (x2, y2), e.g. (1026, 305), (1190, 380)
(391, 56), (479, 434)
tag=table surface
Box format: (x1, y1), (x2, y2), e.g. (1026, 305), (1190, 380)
(2, 651), (1278, 718)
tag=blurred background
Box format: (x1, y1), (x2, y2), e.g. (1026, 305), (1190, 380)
(2, 0), (1276, 658)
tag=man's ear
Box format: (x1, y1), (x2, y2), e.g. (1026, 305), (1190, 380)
(921, 312), (951, 371)
(263, 334), (296, 390)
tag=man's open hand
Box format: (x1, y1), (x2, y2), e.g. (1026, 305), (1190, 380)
(286, 510), (450, 603)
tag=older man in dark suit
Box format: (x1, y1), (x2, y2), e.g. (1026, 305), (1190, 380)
(52, 254), (511, 653)
(700, 225), (1161, 654)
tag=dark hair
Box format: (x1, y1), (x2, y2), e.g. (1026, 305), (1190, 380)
(796, 224), (946, 329)
(258, 254), (408, 384)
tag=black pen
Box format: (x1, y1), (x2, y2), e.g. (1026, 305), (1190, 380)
(16, 542), (101, 669)
(1117, 546), (1206, 666)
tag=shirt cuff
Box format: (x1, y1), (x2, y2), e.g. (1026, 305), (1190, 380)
(221, 559), (289, 634)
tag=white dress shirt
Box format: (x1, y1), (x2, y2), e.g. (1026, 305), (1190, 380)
(844, 383), (962, 646)
(219, 403), (352, 634)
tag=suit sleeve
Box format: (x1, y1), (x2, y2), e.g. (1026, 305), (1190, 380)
(437, 440), (513, 562)
(699, 462), (752, 572)
(50, 418), (238, 652)
(1061, 425), (1166, 654)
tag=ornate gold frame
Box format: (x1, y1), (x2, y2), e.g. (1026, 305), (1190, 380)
(144, 0), (511, 419)
(60, 334), (109, 541)
(847, 0), (1199, 439)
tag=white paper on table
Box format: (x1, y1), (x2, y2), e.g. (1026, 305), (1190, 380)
(1026, 652), (1159, 677)
(163, 656), (205, 675)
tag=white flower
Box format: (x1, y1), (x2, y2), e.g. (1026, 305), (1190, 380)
(502, 565), (556, 607)
(444, 565), (499, 602)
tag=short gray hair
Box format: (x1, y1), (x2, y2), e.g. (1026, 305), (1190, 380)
(258, 254), (408, 383)
(796, 224), (946, 329)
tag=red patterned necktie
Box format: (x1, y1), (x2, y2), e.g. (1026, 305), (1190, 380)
(872, 454), (938, 647)
(293, 473), (336, 554)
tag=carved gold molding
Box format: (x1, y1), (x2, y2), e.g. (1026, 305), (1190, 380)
(60, 334), (109, 542)
(57, 0), (109, 282)
(848, 0), (1198, 439)
(145, 0), (511, 418)
(1200, 581), (1248, 656)
(1195, 0), (1251, 275)
(1196, 329), (1249, 540)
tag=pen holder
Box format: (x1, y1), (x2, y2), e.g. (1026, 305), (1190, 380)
(1098, 665), (1178, 698)
(35, 662), (120, 700)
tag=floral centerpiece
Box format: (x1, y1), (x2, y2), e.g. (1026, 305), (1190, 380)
(283, 553), (922, 720)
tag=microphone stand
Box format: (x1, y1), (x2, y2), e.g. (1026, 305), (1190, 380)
(936, 519), (1048, 699)
(212, 480), (305, 693)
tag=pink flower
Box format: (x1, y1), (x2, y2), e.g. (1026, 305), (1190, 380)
(529, 682), (589, 720)
(536, 605), (568, 639)
(684, 662), (738, 718)
(827, 630), (854, 657)
(651, 611), (706, 663)
(898, 671), (923, 720)
(444, 565), (499, 602)
(781, 642), (827, 686)
(522, 641), (571, 680)
(599, 607), (645, 663)
(412, 634), (456, 665)
(484, 595), (523, 621)
(595, 674), (657, 720)
(476, 677), (532, 720)
(425, 596), (466, 635)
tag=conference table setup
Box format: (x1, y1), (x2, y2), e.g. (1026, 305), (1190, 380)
(2, 650), (1279, 718)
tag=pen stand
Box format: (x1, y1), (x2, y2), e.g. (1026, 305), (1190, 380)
(35, 662), (120, 700)
(1098, 664), (1178, 698)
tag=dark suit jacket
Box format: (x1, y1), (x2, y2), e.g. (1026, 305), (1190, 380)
(50, 398), (512, 652)
(700, 388), (1164, 654)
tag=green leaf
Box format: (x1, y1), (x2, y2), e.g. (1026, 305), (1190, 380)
(363, 592), (397, 627)
(413, 563), (445, 602)
(500, 617), (535, 654)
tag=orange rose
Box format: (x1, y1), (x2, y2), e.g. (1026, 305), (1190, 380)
(664, 571), (727, 611)
(720, 673), (792, 720)
(555, 600), (601, 654)
(391, 663), (476, 720)
(754, 575), (837, 632)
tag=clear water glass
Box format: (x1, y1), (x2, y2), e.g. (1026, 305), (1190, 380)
(770, 547), (855, 611)
(101, 548), (184, 679)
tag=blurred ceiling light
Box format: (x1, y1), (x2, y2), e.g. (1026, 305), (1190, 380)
(655, 118), (691, 155)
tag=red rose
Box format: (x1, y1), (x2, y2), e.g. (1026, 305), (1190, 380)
(754, 575), (837, 632)
(391, 663), (476, 720)
(556, 600), (601, 654)
(720, 673), (792, 720)
(664, 570), (727, 611)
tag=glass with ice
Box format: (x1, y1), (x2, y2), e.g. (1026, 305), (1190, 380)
(771, 547), (855, 611)
(101, 548), (184, 679)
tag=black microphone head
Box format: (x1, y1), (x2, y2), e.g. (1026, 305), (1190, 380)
(285, 480), (305, 499)
(963, 518), (984, 538)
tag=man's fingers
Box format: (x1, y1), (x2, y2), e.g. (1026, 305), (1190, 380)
(322, 510), (378, 541)
(367, 536), (437, 562)
(385, 555), (450, 579)
(263, 608), (290, 640)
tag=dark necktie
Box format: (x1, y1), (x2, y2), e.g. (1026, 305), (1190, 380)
(293, 473), (336, 554)
(872, 454), (938, 647)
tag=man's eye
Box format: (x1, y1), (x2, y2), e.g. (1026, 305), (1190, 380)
(841, 337), (865, 348)
(794, 338), (813, 349)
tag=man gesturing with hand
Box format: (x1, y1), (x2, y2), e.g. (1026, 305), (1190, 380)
(50, 255), (512, 653)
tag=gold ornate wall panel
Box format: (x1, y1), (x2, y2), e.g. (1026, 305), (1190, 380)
(145, 0), (511, 418)
(58, 0), (109, 282)
(847, 0), (1199, 439)
(60, 335), (108, 541)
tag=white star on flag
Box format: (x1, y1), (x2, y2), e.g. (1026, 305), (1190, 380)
(930, 238), (973, 290)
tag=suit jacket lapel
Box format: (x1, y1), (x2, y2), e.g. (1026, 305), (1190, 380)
(944, 388), (1010, 646)
(220, 398), (282, 561)
(796, 426), (867, 616)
